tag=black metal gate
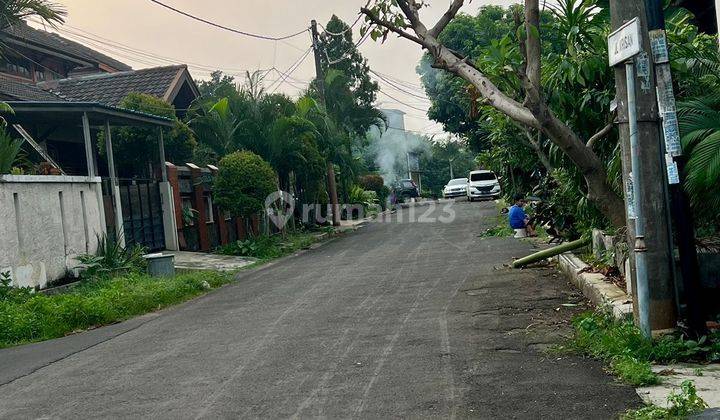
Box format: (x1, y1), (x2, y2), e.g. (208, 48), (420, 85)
(119, 179), (165, 252)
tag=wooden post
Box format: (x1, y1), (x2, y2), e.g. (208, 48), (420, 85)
(105, 120), (125, 247)
(81, 112), (95, 178)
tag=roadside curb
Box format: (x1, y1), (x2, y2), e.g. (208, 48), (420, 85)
(555, 252), (633, 320)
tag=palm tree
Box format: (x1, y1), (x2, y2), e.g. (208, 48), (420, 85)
(0, 0), (65, 30)
(188, 97), (241, 159)
(678, 95), (720, 220)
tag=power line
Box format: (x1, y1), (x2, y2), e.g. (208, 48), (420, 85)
(269, 47), (313, 94)
(376, 89), (429, 113)
(325, 29), (372, 65)
(30, 19), (258, 73)
(318, 13), (363, 37)
(148, 0), (309, 41)
(370, 69), (430, 101)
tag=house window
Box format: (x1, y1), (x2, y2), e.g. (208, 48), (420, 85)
(204, 196), (214, 224)
(34, 70), (46, 81)
(0, 56), (31, 79)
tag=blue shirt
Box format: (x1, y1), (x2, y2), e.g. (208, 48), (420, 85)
(508, 205), (527, 229)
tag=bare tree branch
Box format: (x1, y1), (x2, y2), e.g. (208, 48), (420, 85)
(586, 121), (614, 149)
(360, 7), (431, 49)
(429, 0), (465, 37)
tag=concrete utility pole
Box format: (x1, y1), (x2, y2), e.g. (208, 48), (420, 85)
(644, 0), (707, 336)
(310, 19), (341, 227)
(610, 0), (677, 332)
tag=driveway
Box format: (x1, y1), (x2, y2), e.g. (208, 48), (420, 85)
(0, 200), (640, 418)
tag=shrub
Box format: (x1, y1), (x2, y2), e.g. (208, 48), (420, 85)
(99, 93), (197, 175)
(359, 174), (390, 209)
(76, 234), (147, 278)
(214, 150), (278, 219)
(216, 232), (318, 260)
(0, 127), (24, 174)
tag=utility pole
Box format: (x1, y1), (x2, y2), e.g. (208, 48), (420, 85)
(610, 0), (677, 332)
(449, 158), (454, 179)
(310, 19), (340, 227)
(645, 0), (707, 336)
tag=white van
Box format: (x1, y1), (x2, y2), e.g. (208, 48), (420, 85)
(466, 170), (501, 201)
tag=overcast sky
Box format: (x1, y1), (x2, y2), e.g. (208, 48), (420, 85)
(30, 0), (518, 133)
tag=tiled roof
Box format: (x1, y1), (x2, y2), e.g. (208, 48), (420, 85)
(0, 76), (65, 101)
(39, 65), (187, 106)
(1, 21), (132, 72)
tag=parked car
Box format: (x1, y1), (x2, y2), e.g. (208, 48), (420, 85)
(442, 178), (468, 199)
(394, 178), (420, 202)
(467, 170), (501, 201)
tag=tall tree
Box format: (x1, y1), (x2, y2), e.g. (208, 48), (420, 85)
(317, 14), (380, 132)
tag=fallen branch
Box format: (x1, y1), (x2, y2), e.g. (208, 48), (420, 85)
(511, 236), (591, 268)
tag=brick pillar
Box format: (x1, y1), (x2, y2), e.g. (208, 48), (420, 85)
(207, 165), (229, 246)
(188, 164), (210, 251)
(166, 163), (186, 249)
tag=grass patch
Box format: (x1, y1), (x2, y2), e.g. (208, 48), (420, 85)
(559, 311), (720, 386)
(0, 270), (232, 348)
(622, 380), (708, 419)
(216, 230), (328, 261)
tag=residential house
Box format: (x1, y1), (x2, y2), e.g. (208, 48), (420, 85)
(0, 22), (208, 289)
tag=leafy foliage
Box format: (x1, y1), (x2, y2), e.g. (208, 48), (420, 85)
(0, 0), (65, 32)
(0, 127), (24, 174)
(0, 271), (33, 304)
(76, 234), (146, 278)
(565, 311), (720, 386)
(216, 232), (319, 260)
(214, 150), (277, 219)
(100, 93), (196, 176)
(678, 95), (720, 222)
(622, 380), (708, 419)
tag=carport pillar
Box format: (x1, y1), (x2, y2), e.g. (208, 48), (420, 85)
(81, 112), (96, 178)
(105, 120), (125, 248)
(158, 128), (179, 251)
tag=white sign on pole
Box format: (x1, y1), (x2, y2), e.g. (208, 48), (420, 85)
(608, 17), (642, 66)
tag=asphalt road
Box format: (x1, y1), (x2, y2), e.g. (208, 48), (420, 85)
(0, 200), (640, 419)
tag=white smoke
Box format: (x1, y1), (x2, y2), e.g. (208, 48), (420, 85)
(366, 109), (429, 185)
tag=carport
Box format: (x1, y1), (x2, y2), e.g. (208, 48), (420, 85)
(3, 101), (179, 251)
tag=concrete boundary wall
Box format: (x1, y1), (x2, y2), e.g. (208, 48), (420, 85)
(0, 175), (105, 288)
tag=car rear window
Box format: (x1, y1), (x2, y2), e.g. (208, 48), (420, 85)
(402, 181), (414, 188)
(470, 172), (496, 181)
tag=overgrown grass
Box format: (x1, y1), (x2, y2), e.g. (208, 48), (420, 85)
(216, 231), (325, 261)
(560, 311), (720, 386)
(622, 380), (708, 419)
(0, 271), (232, 348)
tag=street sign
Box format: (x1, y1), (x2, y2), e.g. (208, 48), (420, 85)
(608, 17), (642, 66)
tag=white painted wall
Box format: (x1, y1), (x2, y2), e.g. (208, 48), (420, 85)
(0, 175), (104, 289)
